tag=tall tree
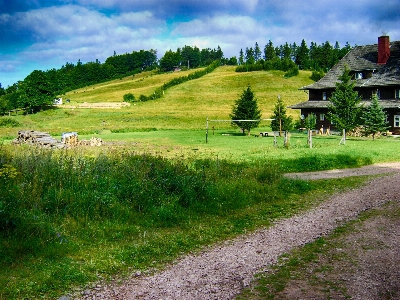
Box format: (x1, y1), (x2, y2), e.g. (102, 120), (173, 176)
(245, 47), (255, 64)
(18, 70), (54, 112)
(295, 39), (310, 69)
(254, 42), (262, 62)
(270, 95), (293, 136)
(230, 85), (262, 135)
(159, 50), (182, 72)
(327, 66), (363, 139)
(264, 40), (276, 61)
(239, 49), (244, 65)
(362, 94), (389, 140)
(282, 42), (292, 60)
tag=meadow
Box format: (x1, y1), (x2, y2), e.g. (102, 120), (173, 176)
(1, 66), (400, 299)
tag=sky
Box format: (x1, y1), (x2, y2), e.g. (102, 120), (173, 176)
(1, 0), (399, 88)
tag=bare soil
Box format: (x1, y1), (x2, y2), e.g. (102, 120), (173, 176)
(73, 163), (400, 300)
(62, 102), (130, 109)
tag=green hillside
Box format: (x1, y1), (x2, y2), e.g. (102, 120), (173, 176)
(0, 66), (313, 137)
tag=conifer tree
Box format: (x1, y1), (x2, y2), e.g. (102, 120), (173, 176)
(270, 95), (293, 136)
(362, 94), (389, 140)
(230, 85), (262, 135)
(327, 65), (363, 140)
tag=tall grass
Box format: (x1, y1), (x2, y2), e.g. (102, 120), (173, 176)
(0, 144), (371, 299)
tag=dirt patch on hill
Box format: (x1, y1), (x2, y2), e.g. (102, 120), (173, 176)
(63, 102), (130, 109)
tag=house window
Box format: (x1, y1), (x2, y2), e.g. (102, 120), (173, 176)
(395, 115), (400, 127)
(355, 72), (363, 79)
(373, 89), (381, 99)
(395, 90), (400, 99)
(322, 92), (327, 100)
(320, 114), (325, 121)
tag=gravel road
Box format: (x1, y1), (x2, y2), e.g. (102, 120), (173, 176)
(76, 162), (400, 300)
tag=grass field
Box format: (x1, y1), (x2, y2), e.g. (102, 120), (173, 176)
(1, 66), (400, 299)
(0, 66), (313, 138)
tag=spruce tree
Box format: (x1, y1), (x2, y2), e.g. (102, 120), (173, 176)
(327, 65), (363, 139)
(270, 96), (293, 136)
(230, 85), (262, 135)
(362, 94), (389, 140)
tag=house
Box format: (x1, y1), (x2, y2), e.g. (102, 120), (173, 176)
(53, 97), (63, 105)
(290, 36), (400, 134)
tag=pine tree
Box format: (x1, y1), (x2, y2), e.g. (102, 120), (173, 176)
(327, 65), (363, 140)
(239, 49), (244, 65)
(270, 95), (293, 136)
(264, 40), (276, 61)
(230, 85), (262, 135)
(362, 94), (389, 140)
(254, 42), (262, 62)
(295, 39), (310, 69)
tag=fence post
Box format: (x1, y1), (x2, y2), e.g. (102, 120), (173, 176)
(339, 129), (346, 145)
(206, 117), (209, 144)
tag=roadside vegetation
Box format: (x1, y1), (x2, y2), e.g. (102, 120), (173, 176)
(1, 65), (399, 299)
(0, 143), (387, 299)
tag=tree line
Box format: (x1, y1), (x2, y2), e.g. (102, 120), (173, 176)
(159, 45), (231, 72)
(0, 46), (230, 114)
(0, 49), (159, 114)
(236, 40), (352, 78)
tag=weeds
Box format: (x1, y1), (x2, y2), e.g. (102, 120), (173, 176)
(0, 146), (372, 298)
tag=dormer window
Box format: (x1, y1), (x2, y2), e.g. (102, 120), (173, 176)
(395, 90), (400, 99)
(322, 92), (327, 100)
(355, 72), (363, 79)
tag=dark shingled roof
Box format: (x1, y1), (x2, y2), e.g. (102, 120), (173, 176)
(289, 100), (400, 109)
(300, 41), (400, 90)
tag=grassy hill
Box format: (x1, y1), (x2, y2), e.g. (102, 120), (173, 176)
(0, 66), (313, 138)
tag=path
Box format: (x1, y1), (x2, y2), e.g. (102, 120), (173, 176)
(76, 163), (400, 299)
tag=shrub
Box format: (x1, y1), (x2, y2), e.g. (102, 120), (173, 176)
(284, 66), (299, 78)
(139, 94), (149, 102)
(0, 117), (21, 128)
(310, 70), (324, 81)
(123, 93), (135, 102)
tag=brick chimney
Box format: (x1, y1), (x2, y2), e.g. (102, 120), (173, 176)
(378, 35), (390, 65)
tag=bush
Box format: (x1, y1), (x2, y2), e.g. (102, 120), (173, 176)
(123, 93), (135, 102)
(284, 66), (299, 78)
(139, 94), (149, 102)
(310, 70), (324, 81)
(0, 117), (21, 128)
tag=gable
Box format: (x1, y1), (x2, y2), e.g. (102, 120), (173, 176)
(301, 40), (400, 90)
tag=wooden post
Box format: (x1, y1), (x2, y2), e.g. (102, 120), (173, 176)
(339, 129), (346, 145)
(278, 95), (282, 137)
(206, 117), (209, 144)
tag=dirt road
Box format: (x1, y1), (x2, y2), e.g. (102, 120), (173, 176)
(75, 163), (400, 300)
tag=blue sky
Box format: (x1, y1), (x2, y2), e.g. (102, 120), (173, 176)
(1, 0), (399, 88)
